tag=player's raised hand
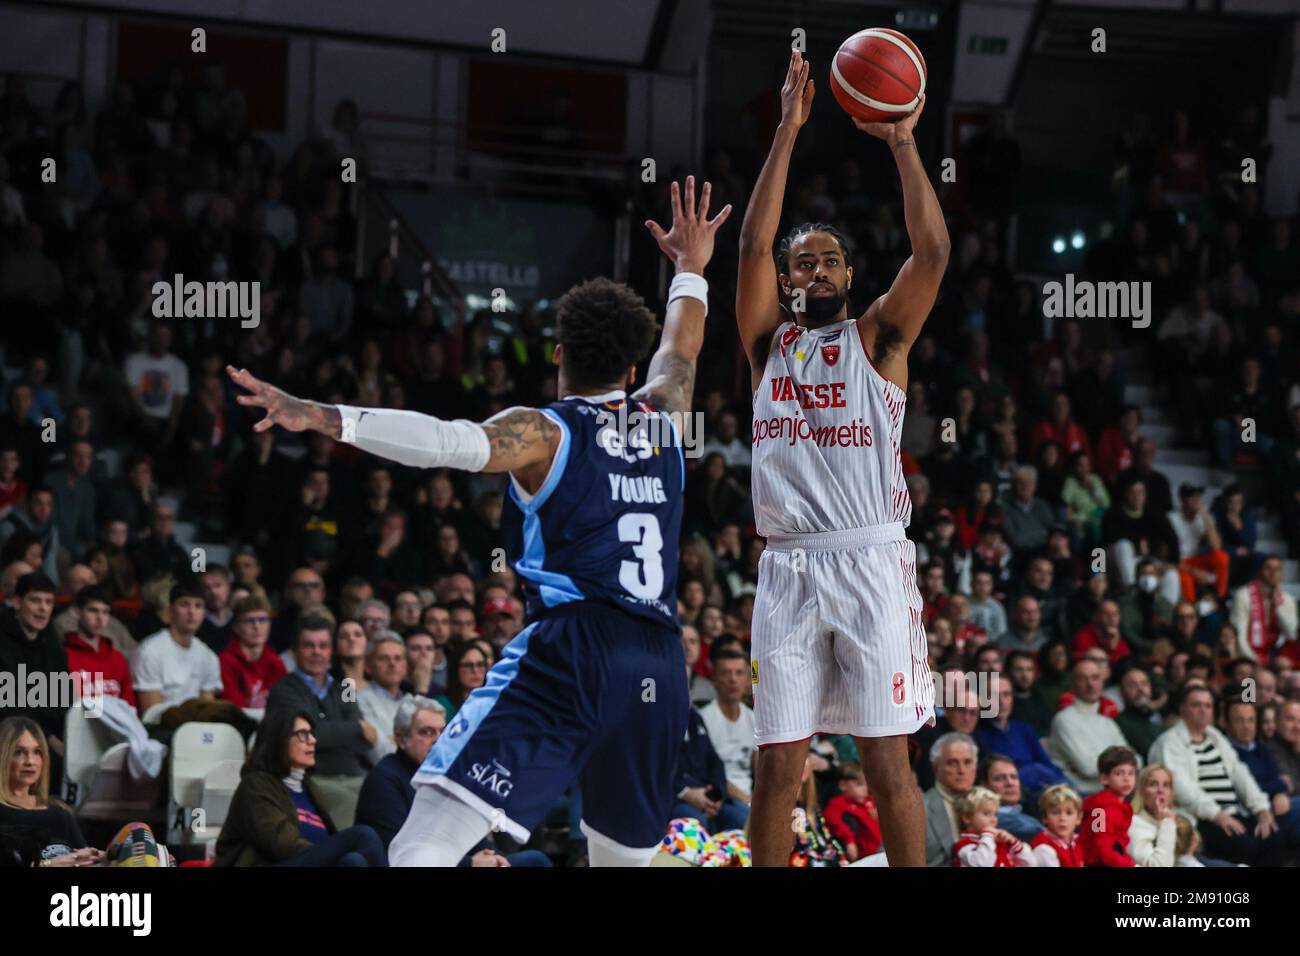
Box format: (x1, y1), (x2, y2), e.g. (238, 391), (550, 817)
(644, 175), (732, 275)
(853, 93), (925, 145)
(780, 49), (815, 129)
(227, 365), (327, 434)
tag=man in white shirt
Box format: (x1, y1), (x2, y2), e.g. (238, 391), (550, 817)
(1047, 658), (1129, 794)
(699, 410), (751, 470)
(124, 321), (189, 463)
(357, 632), (408, 764)
(131, 580), (223, 721)
(1167, 483), (1229, 604)
(697, 648), (755, 805)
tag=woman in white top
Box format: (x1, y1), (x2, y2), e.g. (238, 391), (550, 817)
(1128, 763), (1178, 866)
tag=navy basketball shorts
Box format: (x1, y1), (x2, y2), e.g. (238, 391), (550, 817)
(412, 602), (688, 850)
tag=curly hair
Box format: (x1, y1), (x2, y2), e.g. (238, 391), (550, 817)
(775, 221), (853, 274)
(555, 277), (659, 390)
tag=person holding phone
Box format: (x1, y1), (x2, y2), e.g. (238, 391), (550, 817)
(672, 631), (749, 832)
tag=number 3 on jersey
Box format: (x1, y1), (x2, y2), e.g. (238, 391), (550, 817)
(617, 513), (664, 599)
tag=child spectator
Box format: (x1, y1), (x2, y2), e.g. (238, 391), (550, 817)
(952, 785), (1035, 866)
(1079, 745), (1139, 866)
(823, 762), (882, 862)
(1174, 814), (1205, 867)
(1030, 784), (1084, 866)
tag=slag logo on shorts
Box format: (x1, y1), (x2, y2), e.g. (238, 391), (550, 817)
(468, 758), (514, 798)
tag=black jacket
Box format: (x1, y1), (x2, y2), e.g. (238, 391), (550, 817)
(674, 707), (728, 799)
(0, 605), (70, 744)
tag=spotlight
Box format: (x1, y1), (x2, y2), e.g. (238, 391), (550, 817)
(1070, 231), (1085, 250)
(1052, 237), (1066, 254)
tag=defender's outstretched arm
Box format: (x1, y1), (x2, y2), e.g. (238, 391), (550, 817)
(736, 50), (815, 386)
(226, 366), (559, 476)
(634, 176), (732, 417)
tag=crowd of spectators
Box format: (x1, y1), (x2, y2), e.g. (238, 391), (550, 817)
(0, 61), (1298, 867)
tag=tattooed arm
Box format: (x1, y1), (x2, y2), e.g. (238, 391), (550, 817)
(227, 367), (559, 487)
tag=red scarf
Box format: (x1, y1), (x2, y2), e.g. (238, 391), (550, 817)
(1247, 581), (1284, 654)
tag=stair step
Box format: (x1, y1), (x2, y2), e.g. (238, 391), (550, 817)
(1138, 423), (1178, 446)
(1282, 559), (1299, 582)
(1125, 384), (1167, 405)
(1154, 448), (1211, 467)
(1258, 537), (1288, 557)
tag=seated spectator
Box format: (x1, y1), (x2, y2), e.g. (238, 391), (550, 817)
(1070, 599), (1132, 665)
(196, 564), (235, 653)
(0, 717), (103, 866)
(218, 594), (286, 709)
(214, 709), (385, 867)
(132, 580), (225, 721)
(1035, 642), (1072, 711)
(435, 641), (490, 720)
(1265, 699), (1300, 797)
(697, 649), (755, 810)
(1029, 784), (1083, 867)
(0, 572), (68, 785)
(1102, 480), (1181, 604)
(0, 486), (59, 580)
(128, 500), (190, 585)
(357, 633), (408, 763)
(976, 678), (1067, 800)
(330, 619), (369, 690)
(681, 625), (716, 706)
(355, 696), (549, 867)
(998, 465), (1056, 558)
(1114, 663), (1165, 757)
(1079, 745), (1139, 866)
(1128, 763), (1178, 866)
(1003, 650), (1053, 736)
(1211, 485), (1258, 589)
(1230, 556), (1297, 665)
(966, 569), (1007, 642)
(63, 585), (135, 707)
(1048, 659), (1130, 794)
(823, 762), (881, 863)
(997, 595), (1047, 653)
(267, 616), (376, 828)
(401, 628), (445, 697)
(1220, 696), (1300, 853)
(1060, 450), (1110, 545)
(951, 785), (1035, 867)
(1168, 484), (1230, 603)
(979, 754), (1044, 842)
(1212, 357), (1275, 468)
(922, 732), (977, 867)
(1149, 684), (1289, 866)
(671, 691), (747, 834)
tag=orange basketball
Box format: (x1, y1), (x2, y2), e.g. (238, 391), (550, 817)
(830, 28), (927, 124)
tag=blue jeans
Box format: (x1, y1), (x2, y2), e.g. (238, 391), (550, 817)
(1212, 417), (1274, 468)
(278, 826), (388, 867)
(671, 799), (749, 833)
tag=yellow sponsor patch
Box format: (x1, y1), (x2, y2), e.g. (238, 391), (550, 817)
(751, 660), (759, 685)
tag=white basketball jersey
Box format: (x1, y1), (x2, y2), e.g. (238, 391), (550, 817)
(751, 318), (910, 536)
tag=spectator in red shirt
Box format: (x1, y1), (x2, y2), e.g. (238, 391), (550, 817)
(1071, 599), (1132, 666)
(1030, 783), (1084, 866)
(1029, 391), (1092, 460)
(63, 585), (135, 707)
(1079, 745), (1139, 866)
(1096, 406), (1141, 485)
(823, 762), (882, 862)
(219, 593), (286, 709)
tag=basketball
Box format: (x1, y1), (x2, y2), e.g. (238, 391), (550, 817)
(830, 28), (927, 124)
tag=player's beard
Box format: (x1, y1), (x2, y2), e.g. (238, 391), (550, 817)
(802, 285), (848, 325)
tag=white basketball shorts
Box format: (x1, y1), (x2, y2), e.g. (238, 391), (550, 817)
(750, 523), (935, 746)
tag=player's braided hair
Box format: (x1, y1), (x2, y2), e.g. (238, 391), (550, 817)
(775, 221), (853, 274)
(555, 277), (659, 390)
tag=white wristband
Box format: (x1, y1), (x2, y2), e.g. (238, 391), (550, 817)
(668, 271), (708, 317)
(336, 405), (491, 472)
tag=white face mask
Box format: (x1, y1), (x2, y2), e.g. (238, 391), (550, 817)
(1197, 599), (1216, 616)
(1138, 575), (1159, 593)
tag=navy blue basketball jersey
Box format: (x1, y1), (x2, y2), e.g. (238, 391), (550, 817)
(500, 391), (684, 630)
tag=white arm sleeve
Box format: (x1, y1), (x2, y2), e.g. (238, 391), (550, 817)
(336, 405), (491, 471)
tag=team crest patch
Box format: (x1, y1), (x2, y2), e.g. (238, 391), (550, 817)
(820, 330), (842, 366)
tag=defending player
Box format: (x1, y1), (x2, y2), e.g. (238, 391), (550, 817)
(228, 176), (730, 866)
(736, 50), (950, 866)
